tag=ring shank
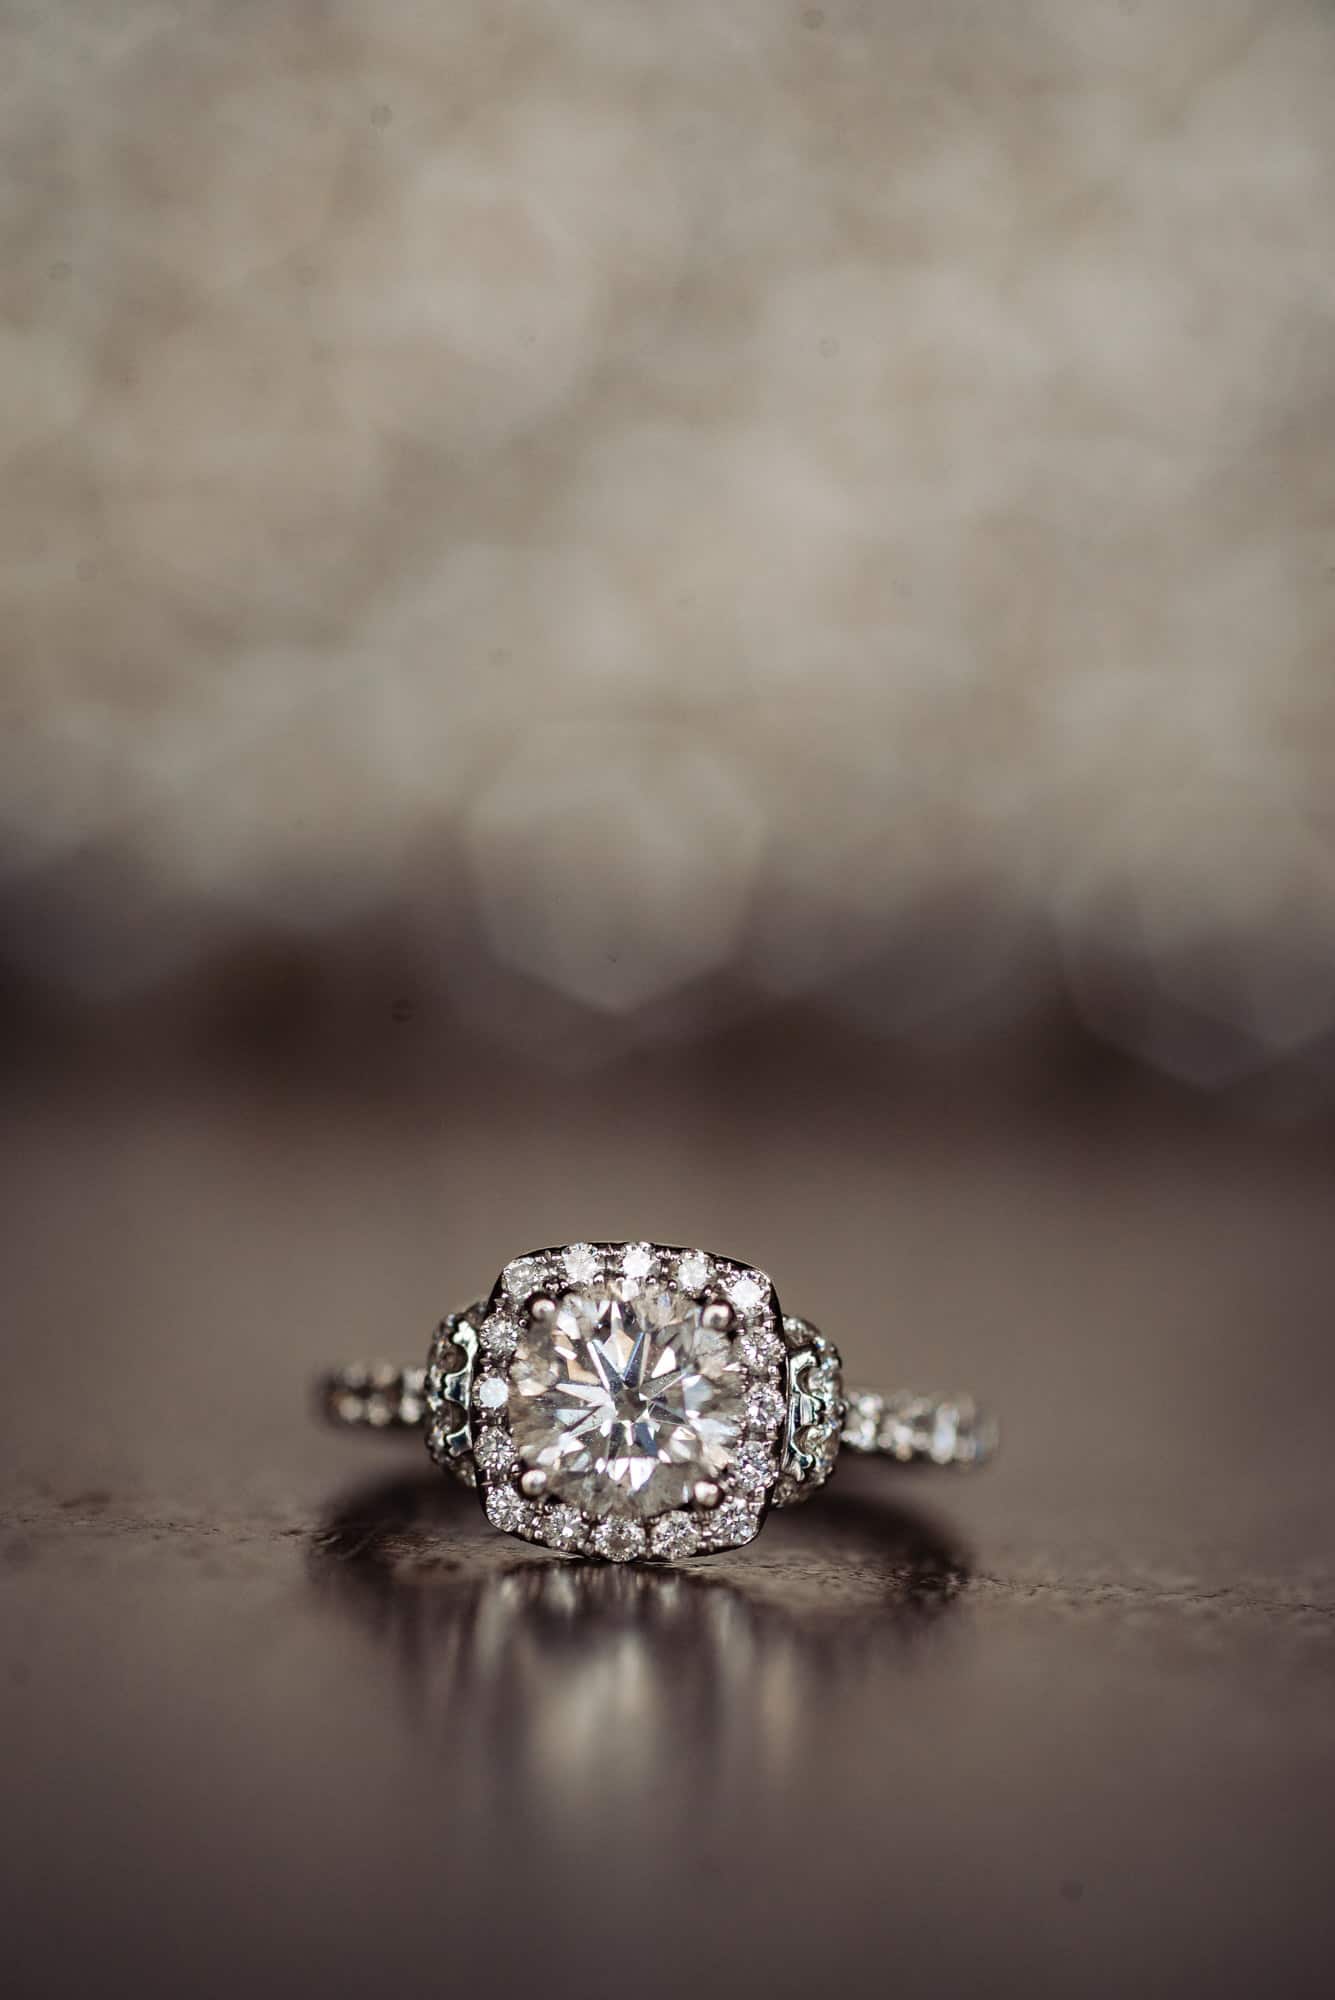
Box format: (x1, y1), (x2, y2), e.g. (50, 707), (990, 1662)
(320, 1365), (997, 1468)
(320, 1364), (428, 1431)
(840, 1388), (998, 1467)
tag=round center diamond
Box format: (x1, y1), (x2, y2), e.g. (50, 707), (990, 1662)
(507, 1284), (748, 1520)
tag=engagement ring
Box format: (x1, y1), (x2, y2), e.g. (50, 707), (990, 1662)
(319, 1241), (996, 1563)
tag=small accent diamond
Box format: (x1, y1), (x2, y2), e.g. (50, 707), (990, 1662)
(474, 1373), (509, 1413)
(649, 1512), (701, 1560)
(620, 1242), (655, 1281)
(732, 1441), (776, 1494)
(502, 1256), (546, 1300)
(724, 1270), (767, 1315)
(563, 1242), (601, 1285)
(474, 1429), (516, 1473)
(746, 1382), (787, 1435)
(485, 1488), (534, 1536)
(590, 1519), (647, 1563)
(877, 1396), (950, 1463)
(738, 1327), (784, 1372)
(480, 1312), (520, 1362)
(674, 1250), (713, 1292)
(707, 1499), (759, 1548)
(927, 1404), (960, 1464)
(843, 1393), (885, 1452)
(541, 1503), (587, 1552)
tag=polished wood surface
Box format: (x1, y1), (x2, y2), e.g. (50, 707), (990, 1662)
(4, 1024), (1334, 1997)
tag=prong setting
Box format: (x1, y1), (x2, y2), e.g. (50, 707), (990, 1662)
(457, 1243), (795, 1562)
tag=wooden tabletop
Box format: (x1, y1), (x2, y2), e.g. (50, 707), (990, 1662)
(4, 1020), (1334, 1998)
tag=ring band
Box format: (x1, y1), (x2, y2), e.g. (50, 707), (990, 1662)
(317, 1240), (996, 1564)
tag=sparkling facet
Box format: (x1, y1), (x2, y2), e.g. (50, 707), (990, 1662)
(706, 1499), (759, 1548)
(563, 1242), (601, 1285)
(507, 1282), (748, 1521)
(590, 1519), (647, 1562)
(480, 1312), (520, 1362)
(929, 1405), (961, 1464)
(540, 1503), (588, 1552)
(474, 1428), (517, 1473)
(475, 1373), (509, 1413)
(724, 1270), (767, 1315)
(674, 1251), (713, 1291)
(620, 1242), (655, 1281)
(484, 1488), (534, 1536)
(746, 1382), (787, 1435)
(649, 1511), (701, 1560)
(738, 1327), (784, 1372)
(502, 1256), (546, 1300)
(732, 1441), (776, 1493)
(843, 1393), (885, 1452)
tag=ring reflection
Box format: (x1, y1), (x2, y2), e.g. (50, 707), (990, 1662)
(309, 1473), (970, 1816)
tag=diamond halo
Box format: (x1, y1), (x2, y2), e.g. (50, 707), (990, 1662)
(468, 1243), (793, 1562)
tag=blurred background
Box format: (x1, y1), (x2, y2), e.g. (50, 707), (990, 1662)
(3, 0), (1335, 1099)
(4, 6), (1335, 1998)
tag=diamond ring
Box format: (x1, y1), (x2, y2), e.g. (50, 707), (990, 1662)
(319, 1240), (997, 1564)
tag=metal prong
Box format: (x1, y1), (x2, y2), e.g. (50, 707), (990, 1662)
(520, 1468), (549, 1498)
(693, 1480), (721, 1510)
(701, 1301), (733, 1333)
(528, 1294), (558, 1323)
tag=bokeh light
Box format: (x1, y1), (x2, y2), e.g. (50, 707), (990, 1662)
(3, 1), (1334, 1099)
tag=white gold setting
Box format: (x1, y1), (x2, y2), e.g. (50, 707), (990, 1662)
(321, 1240), (997, 1565)
(470, 1244), (786, 1561)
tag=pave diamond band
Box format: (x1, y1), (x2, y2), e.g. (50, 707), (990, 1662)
(840, 1390), (998, 1467)
(318, 1241), (996, 1564)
